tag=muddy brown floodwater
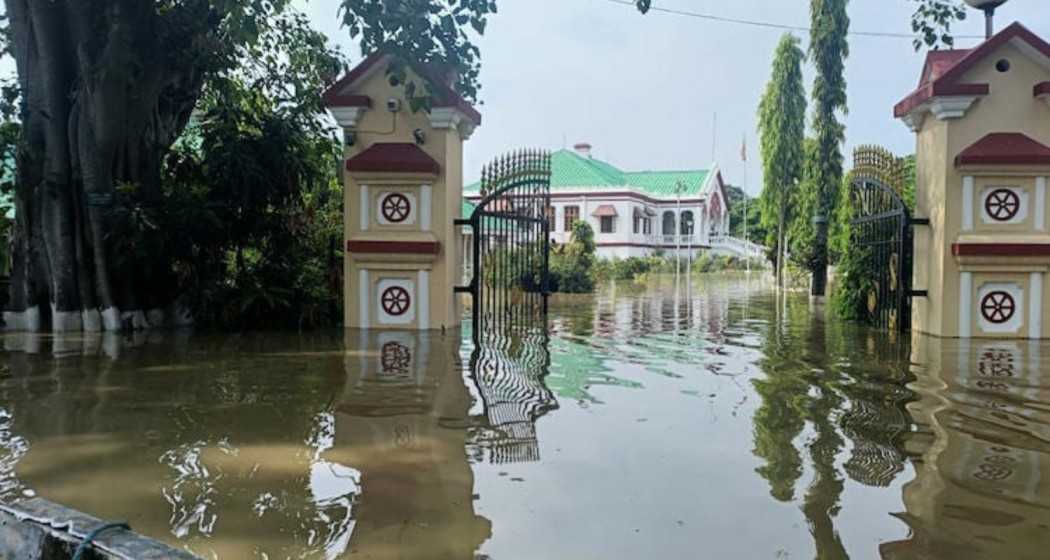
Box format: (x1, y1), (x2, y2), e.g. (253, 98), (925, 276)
(1, 273), (1049, 559)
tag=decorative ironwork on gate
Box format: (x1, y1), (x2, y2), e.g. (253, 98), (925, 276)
(456, 150), (552, 343)
(849, 147), (926, 332)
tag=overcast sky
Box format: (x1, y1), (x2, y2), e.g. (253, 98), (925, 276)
(305, 0), (1047, 195)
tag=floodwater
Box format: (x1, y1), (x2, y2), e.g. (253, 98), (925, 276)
(1, 274), (1049, 559)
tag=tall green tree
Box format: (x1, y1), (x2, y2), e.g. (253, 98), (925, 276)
(757, 34), (807, 288)
(808, 0), (849, 297)
(0, 0), (493, 332)
(788, 138), (820, 269)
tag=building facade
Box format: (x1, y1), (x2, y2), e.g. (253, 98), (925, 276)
(465, 144), (731, 260)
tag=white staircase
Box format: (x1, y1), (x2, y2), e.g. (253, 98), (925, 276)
(709, 235), (767, 259)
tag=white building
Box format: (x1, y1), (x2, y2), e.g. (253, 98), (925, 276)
(465, 143), (731, 260)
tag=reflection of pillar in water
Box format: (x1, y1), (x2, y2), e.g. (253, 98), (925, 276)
(333, 330), (491, 559)
(882, 336), (1050, 559)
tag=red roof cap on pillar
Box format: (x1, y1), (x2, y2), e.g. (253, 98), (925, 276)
(955, 132), (1050, 167)
(322, 52), (481, 127)
(346, 143), (441, 175)
(894, 22), (1050, 119)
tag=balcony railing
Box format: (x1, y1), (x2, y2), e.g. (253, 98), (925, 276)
(658, 234), (701, 246)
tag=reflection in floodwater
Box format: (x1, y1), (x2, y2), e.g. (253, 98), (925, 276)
(467, 331), (557, 464)
(0, 275), (1049, 558)
(882, 337), (1050, 559)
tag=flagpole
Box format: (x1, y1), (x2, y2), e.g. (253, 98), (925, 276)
(743, 135), (750, 276)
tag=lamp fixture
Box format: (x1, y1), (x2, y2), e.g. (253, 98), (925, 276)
(963, 0), (1010, 38)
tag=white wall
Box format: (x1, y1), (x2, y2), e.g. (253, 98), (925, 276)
(549, 196), (707, 258)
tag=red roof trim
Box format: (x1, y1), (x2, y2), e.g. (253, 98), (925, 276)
(955, 133), (1050, 167)
(346, 143), (440, 175)
(953, 243), (1050, 257)
(1036, 82), (1050, 97)
(894, 83), (989, 118)
(938, 23), (1050, 85)
(895, 22), (1050, 118)
(322, 53), (385, 108)
(322, 52), (481, 126)
(347, 241), (441, 255)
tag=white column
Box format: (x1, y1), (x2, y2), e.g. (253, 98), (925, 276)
(418, 270), (430, 330)
(1036, 177), (1047, 231)
(1030, 272), (1043, 339)
(959, 272), (973, 338)
(420, 184), (432, 231)
(360, 185), (370, 231)
(358, 269), (370, 329)
(962, 176), (974, 231)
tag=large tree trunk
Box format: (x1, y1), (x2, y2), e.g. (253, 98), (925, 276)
(3, 0), (204, 332)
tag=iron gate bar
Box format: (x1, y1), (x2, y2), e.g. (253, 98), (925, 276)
(456, 150), (551, 344)
(848, 176), (921, 332)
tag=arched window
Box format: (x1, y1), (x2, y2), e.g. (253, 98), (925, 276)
(662, 211), (676, 236)
(680, 211), (694, 235)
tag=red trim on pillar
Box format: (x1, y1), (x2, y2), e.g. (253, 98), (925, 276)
(953, 243), (1050, 256)
(346, 143), (441, 175)
(347, 240), (441, 254)
(955, 133), (1050, 167)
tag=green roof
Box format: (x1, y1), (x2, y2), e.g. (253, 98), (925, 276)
(462, 199), (477, 218)
(466, 149), (710, 198)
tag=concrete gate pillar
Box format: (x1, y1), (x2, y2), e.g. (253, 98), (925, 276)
(896, 22), (1050, 339)
(323, 54), (481, 331)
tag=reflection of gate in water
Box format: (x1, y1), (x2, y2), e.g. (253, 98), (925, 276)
(468, 333), (557, 464)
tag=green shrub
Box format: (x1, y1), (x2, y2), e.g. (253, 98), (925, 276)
(549, 221), (597, 293)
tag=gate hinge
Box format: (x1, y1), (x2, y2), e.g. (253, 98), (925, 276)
(908, 289), (929, 298)
(454, 218), (471, 227)
(910, 217), (930, 226)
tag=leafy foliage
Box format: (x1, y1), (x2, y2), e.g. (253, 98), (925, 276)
(124, 9), (346, 328)
(911, 0), (968, 50)
(550, 221), (597, 293)
(808, 0), (850, 289)
(725, 184), (766, 244)
(339, 0), (496, 108)
(788, 138), (820, 269)
(593, 256), (665, 283)
(691, 253), (764, 273)
(757, 34), (807, 276)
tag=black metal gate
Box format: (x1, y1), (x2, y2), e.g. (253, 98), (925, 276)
(456, 150), (551, 343)
(848, 176), (925, 332)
